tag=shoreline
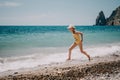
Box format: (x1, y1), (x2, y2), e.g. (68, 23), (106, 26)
(0, 53), (120, 80)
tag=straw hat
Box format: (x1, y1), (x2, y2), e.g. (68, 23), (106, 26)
(67, 24), (75, 29)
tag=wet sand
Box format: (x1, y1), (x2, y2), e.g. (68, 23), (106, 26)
(0, 53), (120, 80)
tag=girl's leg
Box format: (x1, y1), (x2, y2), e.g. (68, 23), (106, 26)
(78, 42), (91, 61)
(67, 42), (77, 60)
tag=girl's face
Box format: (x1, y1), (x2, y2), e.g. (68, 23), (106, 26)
(69, 28), (74, 32)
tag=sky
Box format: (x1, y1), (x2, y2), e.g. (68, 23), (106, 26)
(0, 0), (120, 25)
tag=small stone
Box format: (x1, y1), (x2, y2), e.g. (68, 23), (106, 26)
(14, 72), (18, 74)
(57, 71), (61, 74)
(8, 75), (12, 77)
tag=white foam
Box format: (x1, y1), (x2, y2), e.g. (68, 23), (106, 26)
(86, 45), (120, 57)
(0, 44), (120, 73)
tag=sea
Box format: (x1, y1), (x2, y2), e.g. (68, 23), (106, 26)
(0, 25), (120, 72)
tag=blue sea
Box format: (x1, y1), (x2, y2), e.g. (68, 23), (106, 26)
(0, 25), (120, 72)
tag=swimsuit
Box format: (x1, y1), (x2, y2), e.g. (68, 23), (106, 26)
(72, 33), (81, 44)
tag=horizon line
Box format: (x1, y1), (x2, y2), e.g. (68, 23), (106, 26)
(0, 24), (94, 26)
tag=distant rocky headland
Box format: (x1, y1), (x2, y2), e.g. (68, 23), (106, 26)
(95, 6), (120, 26)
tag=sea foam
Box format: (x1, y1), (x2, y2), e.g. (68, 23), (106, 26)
(0, 43), (120, 73)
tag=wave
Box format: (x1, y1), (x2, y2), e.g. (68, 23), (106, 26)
(0, 43), (120, 73)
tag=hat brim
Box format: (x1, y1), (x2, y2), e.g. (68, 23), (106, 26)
(67, 27), (75, 29)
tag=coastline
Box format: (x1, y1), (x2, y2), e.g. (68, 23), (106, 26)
(0, 53), (120, 80)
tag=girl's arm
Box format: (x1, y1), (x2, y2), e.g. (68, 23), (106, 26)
(76, 32), (83, 42)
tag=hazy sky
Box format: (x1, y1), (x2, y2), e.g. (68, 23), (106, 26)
(0, 0), (120, 25)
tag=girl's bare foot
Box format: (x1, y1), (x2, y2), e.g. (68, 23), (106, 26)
(88, 55), (91, 61)
(66, 58), (71, 60)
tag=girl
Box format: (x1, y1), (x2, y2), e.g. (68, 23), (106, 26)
(67, 25), (91, 61)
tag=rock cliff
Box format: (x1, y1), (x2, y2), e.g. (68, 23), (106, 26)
(95, 11), (106, 25)
(95, 6), (120, 26)
(106, 6), (120, 25)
